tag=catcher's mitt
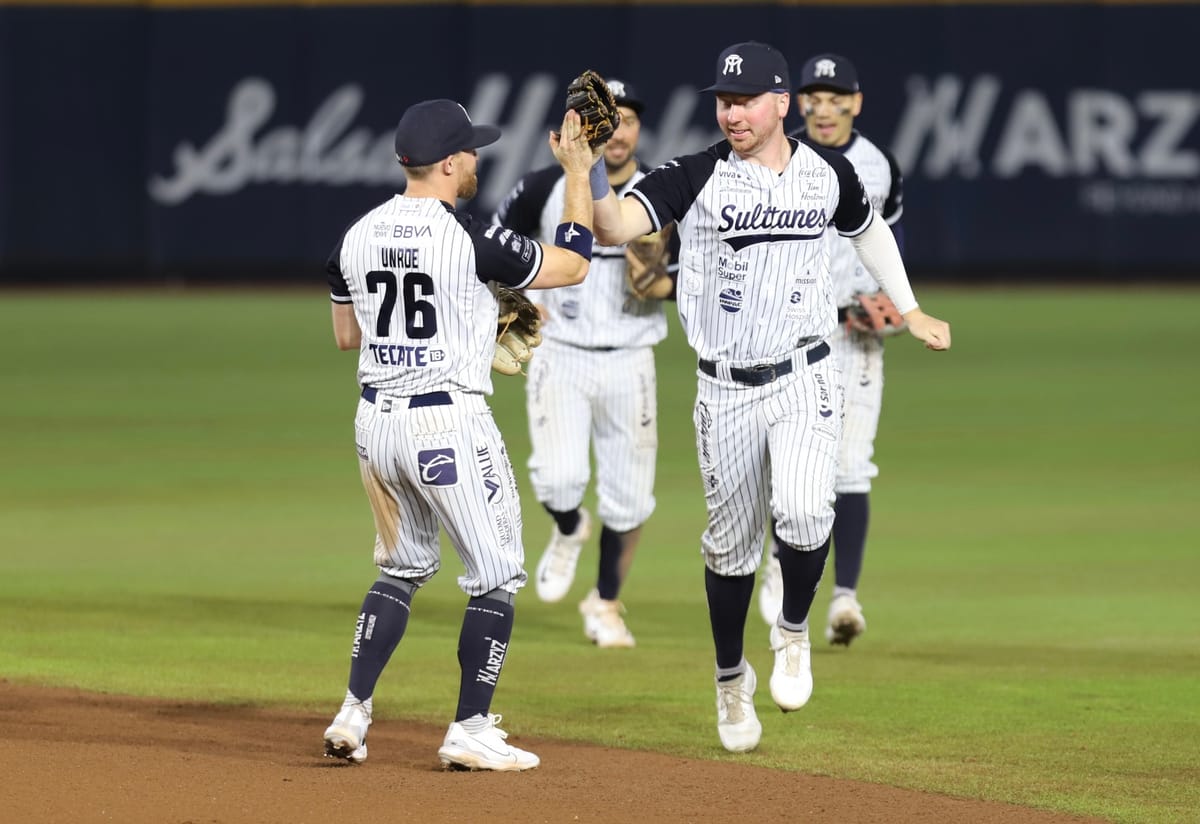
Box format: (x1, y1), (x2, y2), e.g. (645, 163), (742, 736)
(845, 291), (908, 337)
(625, 224), (674, 299)
(565, 70), (621, 147)
(494, 286), (543, 376)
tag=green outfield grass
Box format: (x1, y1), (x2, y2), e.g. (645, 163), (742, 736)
(1, 287), (1197, 823)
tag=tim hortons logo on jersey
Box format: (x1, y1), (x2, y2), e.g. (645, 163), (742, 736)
(418, 448), (458, 486)
(892, 74), (1200, 215)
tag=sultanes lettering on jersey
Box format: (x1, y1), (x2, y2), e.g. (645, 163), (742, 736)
(628, 138), (871, 362)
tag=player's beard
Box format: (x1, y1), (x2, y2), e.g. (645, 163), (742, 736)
(604, 140), (632, 171)
(457, 170), (478, 200)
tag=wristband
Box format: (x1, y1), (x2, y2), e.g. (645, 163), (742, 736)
(589, 156), (609, 200)
(554, 222), (593, 260)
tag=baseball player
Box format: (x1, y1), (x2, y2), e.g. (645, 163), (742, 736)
(493, 79), (677, 648)
(321, 99), (596, 771)
(758, 54), (906, 647)
(587, 42), (950, 753)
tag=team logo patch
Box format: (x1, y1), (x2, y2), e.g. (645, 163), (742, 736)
(418, 448), (458, 486)
(561, 299), (580, 319)
(718, 288), (744, 313)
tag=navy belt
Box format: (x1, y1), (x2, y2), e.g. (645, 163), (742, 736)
(361, 387), (453, 408)
(698, 341), (830, 387)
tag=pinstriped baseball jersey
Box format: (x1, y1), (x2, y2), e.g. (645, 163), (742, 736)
(326, 195), (543, 397)
(798, 130), (904, 308)
(493, 165), (674, 349)
(628, 138), (873, 362)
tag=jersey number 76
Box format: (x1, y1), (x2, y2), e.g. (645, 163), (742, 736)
(366, 270), (438, 339)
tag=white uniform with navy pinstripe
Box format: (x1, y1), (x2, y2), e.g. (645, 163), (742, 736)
(628, 137), (874, 575)
(804, 130), (904, 494)
(327, 195), (546, 596)
(494, 167), (673, 531)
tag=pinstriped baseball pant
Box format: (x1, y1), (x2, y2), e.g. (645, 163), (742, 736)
(525, 339), (658, 532)
(829, 323), (885, 494)
(693, 354), (844, 576)
(354, 392), (528, 597)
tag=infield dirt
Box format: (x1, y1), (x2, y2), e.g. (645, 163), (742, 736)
(2, 681), (1105, 824)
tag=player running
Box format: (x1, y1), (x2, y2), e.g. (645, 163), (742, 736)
(493, 78), (677, 649)
(758, 53), (907, 647)
(584, 42), (950, 753)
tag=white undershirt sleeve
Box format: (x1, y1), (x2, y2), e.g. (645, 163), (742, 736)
(849, 215), (919, 315)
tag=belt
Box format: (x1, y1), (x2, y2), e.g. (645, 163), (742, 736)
(698, 341), (830, 387)
(361, 387), (453, 408)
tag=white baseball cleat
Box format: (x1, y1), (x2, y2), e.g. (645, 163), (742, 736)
(757, 550), (782, 626)
(715, 664), (762, 753)
(534, 509), (591, 602)
(826, 593), (867, 646)
(323, 701), (371, 764)
(579, 589), (636, 648)
(768, 624), (813, 712)
(437, 714), (540, 771)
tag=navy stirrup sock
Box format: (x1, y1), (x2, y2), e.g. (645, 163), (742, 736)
(347, 578), (413, 701)
(543, 503), (581, 537)
(832, 493), (869, 590)
(775, 536), (831, 628)
(455, 595), (515, 721)
(705, 567), (756, 673)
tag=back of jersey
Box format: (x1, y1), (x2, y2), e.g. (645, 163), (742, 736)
(336, 196), (497, 396)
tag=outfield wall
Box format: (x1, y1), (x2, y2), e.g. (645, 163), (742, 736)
(0, 1), (1196, 282)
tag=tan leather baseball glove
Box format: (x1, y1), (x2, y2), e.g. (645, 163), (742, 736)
(625, 224), (674, 300)
(494, 286), (543, 376)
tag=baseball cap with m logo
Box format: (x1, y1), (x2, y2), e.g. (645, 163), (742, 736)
(701, 41), (791, 96)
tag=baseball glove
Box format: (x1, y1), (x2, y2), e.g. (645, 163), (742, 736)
(565, 70), (621, 147)
(845, 291), (909, 337)
(494, 286), (543, 376)
(625, 224), (674, 299)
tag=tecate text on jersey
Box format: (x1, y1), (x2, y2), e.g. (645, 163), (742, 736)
(368, 343), (446, 366)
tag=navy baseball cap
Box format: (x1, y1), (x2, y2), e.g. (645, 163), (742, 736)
(796, 54), (860, 94)
(393, 99), (501, 167)
(605, 78), (645, 115)
(701, 41), (790, 95)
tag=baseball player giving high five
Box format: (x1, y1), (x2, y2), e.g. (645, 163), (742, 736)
(493, 78), (677, 649)
(758, 53), (909, 645)
(585, 42), (950, 753)
(322, 99), (596, 771)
